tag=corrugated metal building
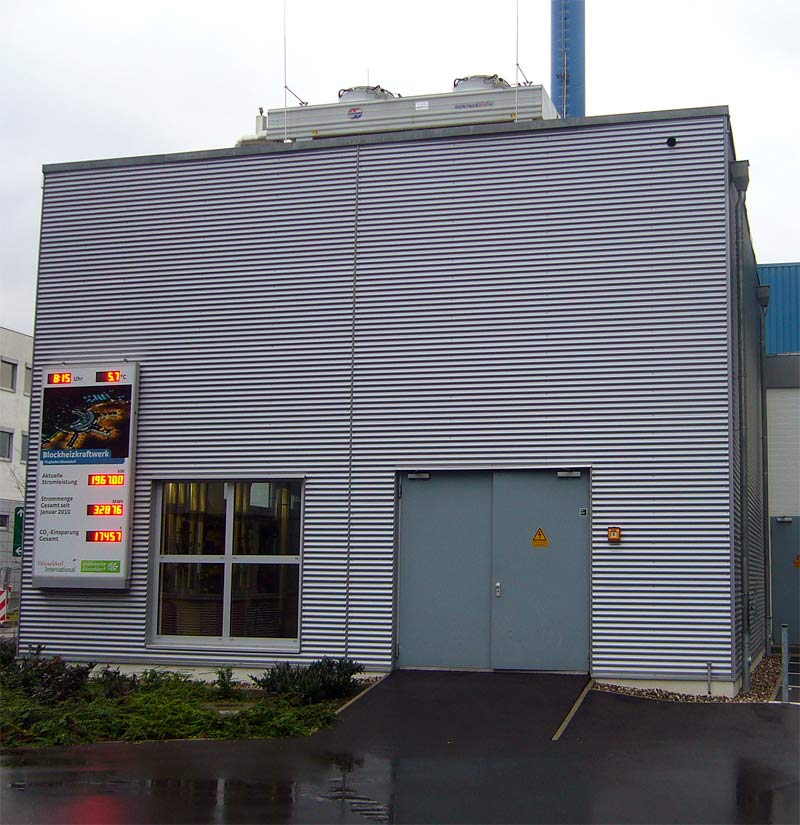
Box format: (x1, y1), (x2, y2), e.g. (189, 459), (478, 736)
(20, 103), (768, 696)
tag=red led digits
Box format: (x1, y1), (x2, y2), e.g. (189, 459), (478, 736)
(88, 474), (125, 486)
(85, 531), (123, 543)
(86, 504), (124, 516)
(94, 370), (122, 383)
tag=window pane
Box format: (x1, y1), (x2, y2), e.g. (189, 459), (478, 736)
(160, 481), (225, 555)
(158, 562), (224, 636)
(0, 360), (16, 391)
(231, 564), (299, 638)
(24, 365), (32, 395)
(233, 480), (301, 556)
(0, 431), (12, 460)
(21, 433), (29, 463)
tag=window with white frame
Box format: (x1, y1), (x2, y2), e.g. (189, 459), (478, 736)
(155, 480), (302, 645)
(0, 429), (12, 461)
(21, 432), (29, 463)
(1, 359), (17, 392)
(24, 364), (32, 396)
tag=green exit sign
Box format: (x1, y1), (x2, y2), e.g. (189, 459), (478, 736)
(13, 507), (24, 557)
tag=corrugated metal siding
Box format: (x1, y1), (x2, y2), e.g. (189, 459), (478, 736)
(24, 114), (738, 679)
(729, 183), (743, 680)
(759, 263), (800, 355)
(23, 149), (359, 667)
(352, 119), (734, 678)
(744, 244), (767, 661)
(730, 191), (767, 679)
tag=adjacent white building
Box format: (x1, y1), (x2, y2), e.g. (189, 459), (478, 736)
(1, 327), (33, 602)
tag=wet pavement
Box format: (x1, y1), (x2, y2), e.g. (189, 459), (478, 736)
(2, 670), (798, 824)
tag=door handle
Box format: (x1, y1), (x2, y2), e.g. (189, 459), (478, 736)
(495, 581), (501, 598)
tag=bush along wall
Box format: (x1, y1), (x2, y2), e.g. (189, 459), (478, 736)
(0, 641), (362, 749)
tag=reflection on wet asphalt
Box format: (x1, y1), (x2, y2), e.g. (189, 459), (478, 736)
(2, 672), (798, 824)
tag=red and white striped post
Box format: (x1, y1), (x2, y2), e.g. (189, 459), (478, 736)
(0, 588), (7, 624)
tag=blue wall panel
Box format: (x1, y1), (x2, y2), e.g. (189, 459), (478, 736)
(759, 263), (800, 354)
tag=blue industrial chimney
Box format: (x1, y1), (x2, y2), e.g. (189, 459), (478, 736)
(551, 0), (585, 118)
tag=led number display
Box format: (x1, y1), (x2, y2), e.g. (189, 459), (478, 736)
(85, 531), (123, 543)
(88, 474), (125, 486)
(95, 370), (122, 383)
(87, 504), (124, 516)
(47, 372), (73, 384)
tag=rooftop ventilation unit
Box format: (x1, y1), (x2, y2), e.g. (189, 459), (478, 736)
(452, 74), (511, 92)
(338, 85), (397, 103)
(239, 75), (559, 144)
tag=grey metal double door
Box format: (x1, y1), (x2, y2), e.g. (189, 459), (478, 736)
(398, 470), (590, 671)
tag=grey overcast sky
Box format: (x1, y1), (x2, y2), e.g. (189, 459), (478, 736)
(1, 0), (798, 335)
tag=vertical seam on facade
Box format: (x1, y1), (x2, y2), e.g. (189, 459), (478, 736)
(344, 147), (360, 657)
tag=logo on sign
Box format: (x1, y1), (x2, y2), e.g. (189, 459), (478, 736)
(347, 107), (363, 120)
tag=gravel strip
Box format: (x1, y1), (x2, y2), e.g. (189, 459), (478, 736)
(594, 655), (782, 703)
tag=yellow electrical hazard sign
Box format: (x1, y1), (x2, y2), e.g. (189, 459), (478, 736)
(793, 554), (800, 568)
(531, 528), (549, 548)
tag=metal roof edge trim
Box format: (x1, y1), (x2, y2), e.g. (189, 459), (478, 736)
(42, 105), (731, 174)
(758, 262), (800, 268)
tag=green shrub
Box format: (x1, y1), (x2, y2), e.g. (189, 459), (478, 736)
(138, 668), (192, 688)
(215, 666), (236, 700)
(0, 637), (17, 669)
(221, 697), (336, 738)
(0, 646), (94, 704)
(92, 667), (139, 699)
(1, 689), (113, 748)
(0, 658), (343, 747)
(250, 657), (363, 705)
(120, 688), (222, 741)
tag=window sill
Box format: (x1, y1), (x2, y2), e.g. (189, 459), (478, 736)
(147, 637), (301, 654)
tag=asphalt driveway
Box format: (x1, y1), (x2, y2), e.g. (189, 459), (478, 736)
(2, 670), (797, 824)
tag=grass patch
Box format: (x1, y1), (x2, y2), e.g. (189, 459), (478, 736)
(0, 639), (348, 749)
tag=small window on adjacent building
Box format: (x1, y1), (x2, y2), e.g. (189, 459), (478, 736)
(21, 432), (29, 463)
(0, 430), (12, 461)
(24, 364), (32, 396)
(155, 480), (302, 645)
(1, 359), (17, 392)
(0, 514), (9, 529)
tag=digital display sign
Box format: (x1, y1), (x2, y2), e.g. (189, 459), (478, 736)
(86, 530), (123, 543)
(88, 474), (125, 486)
(32, 362), (139, 589)
(87, 504), (124, 516)
(95, 370), (122, 383)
